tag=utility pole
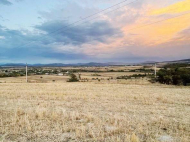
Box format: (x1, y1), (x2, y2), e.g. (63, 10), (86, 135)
(26, 63), (28, 83)
(78, 73), (81, 80)
(155, 63), (157, 78)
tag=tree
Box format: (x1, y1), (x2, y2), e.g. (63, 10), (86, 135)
(172, 75), (182, 85)
(163, 75), (172, 85)
(157, 67), (190, 86)
(67, 74), (79, 82)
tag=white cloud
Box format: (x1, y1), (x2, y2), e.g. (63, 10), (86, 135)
(0, 36), (5, 39)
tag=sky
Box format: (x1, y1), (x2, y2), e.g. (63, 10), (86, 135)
(0, 0), (190, 64)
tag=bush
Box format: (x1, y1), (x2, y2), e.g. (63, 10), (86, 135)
(157, 68), (190, 86)
(91, 74), (101, 76)
(164, 63), (190, 69)
(117, 74), (148, 79)
(67, 74), (79, 82)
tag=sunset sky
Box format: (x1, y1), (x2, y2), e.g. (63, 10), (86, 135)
(0, 0), (190, 63)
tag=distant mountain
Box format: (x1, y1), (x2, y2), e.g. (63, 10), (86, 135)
(0, 63), (26, 67)
(141, 59), (190, 65)
(164, 59), (190, 63)
(140, 61), (157, 65)
(0, 59), (189, 67)
(0, 62), (126, 67)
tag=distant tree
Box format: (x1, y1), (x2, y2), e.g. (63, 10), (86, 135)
(157, 68), (190, 86)
(53, 69), (58, 74)
(163, 75), (172, 85)
(67, 74), (79, 82)
(172, 75), (182, 85)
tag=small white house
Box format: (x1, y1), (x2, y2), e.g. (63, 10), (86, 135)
(57, 73), (63, 76)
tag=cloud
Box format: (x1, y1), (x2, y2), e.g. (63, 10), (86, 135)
(0, 15), (9, 22)
(147, 0), (190, 45)
(0, 0), (12, 5)
(119, 0), (190, 46)
(35, 20), (122, 45)
(0, 0), (190, 63)
(0, 36), (5, 39)
(150, 0), (190, 15)
(0, 24), (89, 62)
(0, 18), (122, 62)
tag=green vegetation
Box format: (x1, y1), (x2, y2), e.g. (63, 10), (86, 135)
(91, 73), (101, 76)
(67, 74), (79, 82)
(0, 71), (25, 78)
(117, 74), (151, 79)
(129, 68), (154, 73)
(157, 68), (190, 86)
(164, 63), (190, 69)
(0, 66), (156, 79)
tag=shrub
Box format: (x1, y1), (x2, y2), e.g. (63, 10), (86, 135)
(67, 74), (79, 82)
(117, 74), (148, 79)
(157, 68), (190, 86)
(91, 74), (101, 76)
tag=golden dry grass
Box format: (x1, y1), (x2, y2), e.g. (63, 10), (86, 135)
(0, 75), (70, 83)
(0, 82), (189, 142)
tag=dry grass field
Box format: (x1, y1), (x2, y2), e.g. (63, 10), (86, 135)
(0, 72), (146, 83)
(0, 75), (69, 83)
(0, 81), (189, 142)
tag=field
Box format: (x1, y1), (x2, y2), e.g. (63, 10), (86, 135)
(0, 66), (189, 142)
(0, 66), (147, 83)
(0, 72), (146, 83)
(0, 81), (190, 142)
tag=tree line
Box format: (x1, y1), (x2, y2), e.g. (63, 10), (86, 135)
(157, 64), (190, 86)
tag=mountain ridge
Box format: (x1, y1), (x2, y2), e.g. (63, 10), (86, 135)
(0, 59), (189, 67)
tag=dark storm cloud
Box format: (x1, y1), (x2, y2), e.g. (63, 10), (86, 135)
(0, 0), (12, 5)
(35, 20), (122, 45)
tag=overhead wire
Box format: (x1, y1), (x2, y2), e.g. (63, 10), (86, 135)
(14, 0), (138, 48)
(14, 0), (190, 48)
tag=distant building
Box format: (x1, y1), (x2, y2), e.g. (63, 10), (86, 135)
(57, 73), (63, 76)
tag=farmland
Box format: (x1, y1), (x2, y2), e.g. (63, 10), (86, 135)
(0, 66), (189, 142)
(0, 65), (155, 83)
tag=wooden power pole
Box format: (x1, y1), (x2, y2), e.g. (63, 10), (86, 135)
(155, 63), (157, 77)
(26, 63), (28, 83)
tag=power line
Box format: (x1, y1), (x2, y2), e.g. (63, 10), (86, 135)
(40, 0), (133, 36)
(14, 0), (138, 48)
(15, 0), (190, 49)
(85, 0), (138, 21)
(43, 7), (190, 41)
(42, 0), (138, 37)
(80, 0), (129, 19)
